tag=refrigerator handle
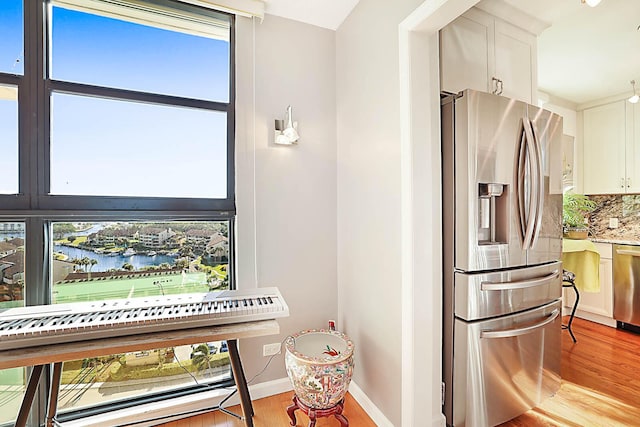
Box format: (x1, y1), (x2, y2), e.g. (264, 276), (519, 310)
(517, 127), (528, 248)
(480, 309), (559, 339)
(529, 119), (545, 248)
(480, 270), (559, 291)
(521, 118), (538, 250)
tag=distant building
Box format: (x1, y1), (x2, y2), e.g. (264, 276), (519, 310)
(0, 223), (25, 233)
(0, 241), (19, 258)
(206, 234), (229, 259)
(0, 252), (24, 285)
(139, 227), (175, 248)
(91, 227), (135, 246)
(0, 251), (24, 302)
(186, 229), (217, 247)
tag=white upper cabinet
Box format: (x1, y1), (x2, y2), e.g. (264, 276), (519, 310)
(582, 100), (640, 194)
(630, 103), (640, 192)
(440, 7), (538, 104)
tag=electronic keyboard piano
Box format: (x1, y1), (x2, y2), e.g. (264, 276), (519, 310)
(0, 287), (289, 351)
(0, 287), (289, 427)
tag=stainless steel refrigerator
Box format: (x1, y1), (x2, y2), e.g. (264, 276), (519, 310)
(441, 90), (563, 427)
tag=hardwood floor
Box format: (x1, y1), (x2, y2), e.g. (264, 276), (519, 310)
(500, 316), (640, 426)
(158, 391), (376, 427)
(162, 317), (640, 427)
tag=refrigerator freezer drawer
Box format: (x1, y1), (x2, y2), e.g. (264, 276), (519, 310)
(451, 300), (561, 427)
(454, 261), (562, 321)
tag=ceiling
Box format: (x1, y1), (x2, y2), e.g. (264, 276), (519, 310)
(502, 0), (640, 106)
(264, 0), (359, 31)
(265, 0), (640, 106)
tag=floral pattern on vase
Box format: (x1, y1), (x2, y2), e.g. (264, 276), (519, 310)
(285, 329), (355, 409)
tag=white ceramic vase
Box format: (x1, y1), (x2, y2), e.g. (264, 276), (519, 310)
(285, 329), (355, 409)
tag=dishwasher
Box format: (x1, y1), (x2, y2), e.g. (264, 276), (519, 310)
(613, 244), (640, 331)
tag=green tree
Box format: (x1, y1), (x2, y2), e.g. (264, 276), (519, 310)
(191, 344), (211, 371)
(122, 263), (134, 271)
(174, 258), (189, 270)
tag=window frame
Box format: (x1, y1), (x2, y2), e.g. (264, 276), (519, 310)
(0, 0), (237, 423)
(0, 0), (236, 213)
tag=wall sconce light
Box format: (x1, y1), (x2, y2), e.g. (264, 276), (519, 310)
(274, 105), (299, 145)
(629, 80), (639, 104)
(581, 0), (601, 6)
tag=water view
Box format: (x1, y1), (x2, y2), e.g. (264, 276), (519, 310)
(54, 244), (176, 271)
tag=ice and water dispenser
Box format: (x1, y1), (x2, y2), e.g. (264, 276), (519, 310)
(478, 183), (507, 245)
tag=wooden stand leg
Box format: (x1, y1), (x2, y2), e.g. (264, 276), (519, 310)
(287, 395), (349, 427)
(16, 364), (44, 427)
(286, 396), (298, 426)
(46, 362), (63, 427)
(228, 339), (254, 427)
(308, 409), (317, 427)
(335, 401), (349, 427)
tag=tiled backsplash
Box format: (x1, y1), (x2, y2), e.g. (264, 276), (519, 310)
(589, 195), (640, 240)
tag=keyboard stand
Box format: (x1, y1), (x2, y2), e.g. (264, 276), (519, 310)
(1, 320), (279, 427)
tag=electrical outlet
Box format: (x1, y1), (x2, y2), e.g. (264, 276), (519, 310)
(609, 217), (619, 228)
(263, 343), (281, 357)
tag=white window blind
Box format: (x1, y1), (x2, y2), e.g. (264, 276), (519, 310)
(52, 0), (242, 40)
(178, 0), (265, 18)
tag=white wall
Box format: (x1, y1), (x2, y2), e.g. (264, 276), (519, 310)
(235, 14), (338, 383)
(336, 1), (427, 425)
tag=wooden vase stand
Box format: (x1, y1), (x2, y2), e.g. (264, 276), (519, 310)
(286, 394), (348, 427)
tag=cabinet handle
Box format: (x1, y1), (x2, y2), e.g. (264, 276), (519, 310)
(621, 178), (625, 188)
(628, 178), (631, 188)
(491, 77), (504, 95)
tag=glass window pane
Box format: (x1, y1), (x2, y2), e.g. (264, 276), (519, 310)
(51, 221), (231, 412)
(50, 93), (228, 198)
(0, 0), (23, 75)
(0, 222), (24, 307)
(0, 85), (19, 195)
(50, 4), (230, 102)
(0, 222), (25, 426)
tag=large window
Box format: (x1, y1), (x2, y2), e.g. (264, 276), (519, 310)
(0, 0), (235, 425)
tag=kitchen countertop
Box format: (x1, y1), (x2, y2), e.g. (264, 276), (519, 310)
(591, 238), (640, 246)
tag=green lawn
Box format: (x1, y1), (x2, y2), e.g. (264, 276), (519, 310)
(53, 271), (209, 303)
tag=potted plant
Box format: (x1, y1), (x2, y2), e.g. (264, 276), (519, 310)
(562, 192), (597, 239)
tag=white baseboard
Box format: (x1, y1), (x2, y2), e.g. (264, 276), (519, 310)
(251, 376), (292, 398)
(349, 381), (394, 427)
(573, 309), (617, 328)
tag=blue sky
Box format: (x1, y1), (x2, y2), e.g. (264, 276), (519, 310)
(1, 1), (231, 198)
(0, 0), (23, 75)
(0, 0), (22, 193)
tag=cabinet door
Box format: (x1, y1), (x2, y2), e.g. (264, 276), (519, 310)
(583, 101), (626, 194)
(563, 243), (613, 320)
(493, 20), (536, 104)
(571, 255), (613, 318)
(628, 104), (640, 192)
(439, 10), (492, 95)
